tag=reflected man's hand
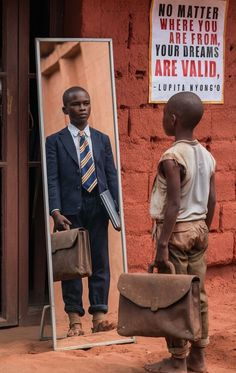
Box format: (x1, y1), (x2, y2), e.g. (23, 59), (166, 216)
(52, 210), (72, 231)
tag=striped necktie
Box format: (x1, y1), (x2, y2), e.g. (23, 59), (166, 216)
(79, 131), (98, 193)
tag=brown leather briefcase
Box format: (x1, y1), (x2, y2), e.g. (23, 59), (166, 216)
(51, 228), (92, 282)
(117, 271), (201, 341)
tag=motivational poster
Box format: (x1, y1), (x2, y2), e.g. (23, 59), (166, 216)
(149, 0), (228, 103)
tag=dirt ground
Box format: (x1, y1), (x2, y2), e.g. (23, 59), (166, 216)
(0, 265), (235, 373)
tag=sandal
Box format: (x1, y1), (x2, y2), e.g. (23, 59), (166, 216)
(67, 322), (85, 337)
(91, 320), (116, 333)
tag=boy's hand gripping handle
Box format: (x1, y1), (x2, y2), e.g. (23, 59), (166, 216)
(147, 261), (176, 274)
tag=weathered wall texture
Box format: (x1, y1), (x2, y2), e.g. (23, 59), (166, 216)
(65, 0), (236, 271)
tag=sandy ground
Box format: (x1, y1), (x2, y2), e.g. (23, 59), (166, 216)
(0, 265), (236, 373)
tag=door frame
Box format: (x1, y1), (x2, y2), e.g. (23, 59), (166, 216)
(0, 0), (19, 327)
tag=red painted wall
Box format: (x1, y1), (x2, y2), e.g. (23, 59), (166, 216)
(64, 0), (236, 271)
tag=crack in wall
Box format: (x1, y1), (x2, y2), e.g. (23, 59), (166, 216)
(127, 109), (132, 136)
(127, 13), (133, 49)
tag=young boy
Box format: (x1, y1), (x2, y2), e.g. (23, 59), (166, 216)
(46, 86), (118, 336)
(146, 92), (216, 373)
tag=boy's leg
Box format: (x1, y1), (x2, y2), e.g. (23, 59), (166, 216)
(82, 193), (110, 314)
(61, 214), (85, 336)
(81, 189), (115, 331)
(166, 244), (189, 359)
(187, 221), (209, 373)
(61, 278), (84, 316)
(168, 221), (209, 341)
(147, 253), (192, 373)
(162, 222), (193, 359)
(145, 224), (190, 372)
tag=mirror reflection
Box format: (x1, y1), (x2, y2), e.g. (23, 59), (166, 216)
(37, 39), (131, 349)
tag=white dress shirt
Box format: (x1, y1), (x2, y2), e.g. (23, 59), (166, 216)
(67, 122), (94, 164)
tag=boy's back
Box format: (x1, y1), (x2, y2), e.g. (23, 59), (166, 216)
(150, 139), (216, 222)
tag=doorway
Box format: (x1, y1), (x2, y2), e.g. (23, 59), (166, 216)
(0, 0), (63, 327)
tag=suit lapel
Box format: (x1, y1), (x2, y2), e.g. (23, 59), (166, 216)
(59, 127), (79, 165)
(90, 128), (101, 163)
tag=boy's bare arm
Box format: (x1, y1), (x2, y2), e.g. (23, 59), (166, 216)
(205, 174), (216, 230)
(154, 159), (181, 268)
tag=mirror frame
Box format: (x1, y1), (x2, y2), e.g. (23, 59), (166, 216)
(35, 37), (134, 350)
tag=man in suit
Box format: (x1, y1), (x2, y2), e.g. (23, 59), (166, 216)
(46, 86), (119, 336)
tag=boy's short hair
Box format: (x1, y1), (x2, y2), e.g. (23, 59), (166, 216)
(62, 86), (89, 106)
(167, 92), (204, 129)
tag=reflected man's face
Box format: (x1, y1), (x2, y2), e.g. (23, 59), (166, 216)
(63, 90), (91, 128)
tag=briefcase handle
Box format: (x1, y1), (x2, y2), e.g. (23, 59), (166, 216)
(53, 226), (85, 233)
(147, 261), (176, 274)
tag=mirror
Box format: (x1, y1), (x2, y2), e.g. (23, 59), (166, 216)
(35, 38), (134, 350)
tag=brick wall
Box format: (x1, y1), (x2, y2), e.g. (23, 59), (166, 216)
(65, 0), (236, 271)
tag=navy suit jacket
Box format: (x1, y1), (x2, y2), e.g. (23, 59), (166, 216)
(46, 126), (119, 215)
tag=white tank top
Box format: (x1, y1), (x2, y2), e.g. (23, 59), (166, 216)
(150, 140), (216, 222)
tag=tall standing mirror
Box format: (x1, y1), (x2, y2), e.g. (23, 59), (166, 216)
(35, 38), (134, 350)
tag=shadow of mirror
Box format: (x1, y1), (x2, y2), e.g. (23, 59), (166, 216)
(36, 38), (134, 350)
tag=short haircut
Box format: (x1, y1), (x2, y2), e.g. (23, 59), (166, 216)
(62, 86), (89, 106)
(167, 92), (204, 129)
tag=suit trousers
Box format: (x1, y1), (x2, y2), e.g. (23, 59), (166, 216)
(156, 220), (209, 358)
(61, 187), (110, 316)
